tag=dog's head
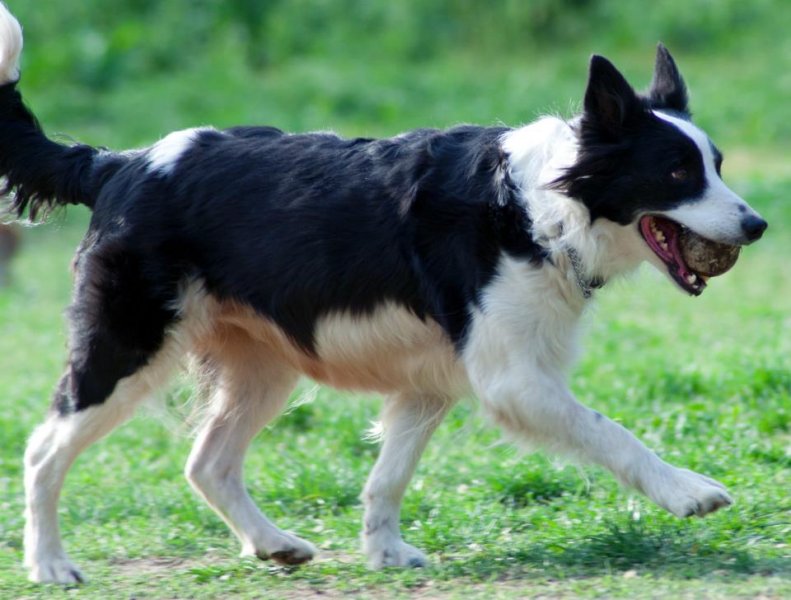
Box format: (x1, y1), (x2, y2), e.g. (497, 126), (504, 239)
(552, 45), (767, 295)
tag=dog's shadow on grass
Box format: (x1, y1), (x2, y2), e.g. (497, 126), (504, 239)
(438, 519), (787, 581)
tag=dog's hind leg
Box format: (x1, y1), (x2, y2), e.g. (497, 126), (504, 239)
(24, 338), (180, 584)
(362, 393), (452, 569)
(24, 247), (185, 584)
(185, 330), (315, 565)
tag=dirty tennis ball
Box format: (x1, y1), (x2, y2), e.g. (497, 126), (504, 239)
(679, 229), (741, 277)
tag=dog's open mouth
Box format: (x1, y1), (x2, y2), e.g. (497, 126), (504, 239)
(638, 216), (741, 296)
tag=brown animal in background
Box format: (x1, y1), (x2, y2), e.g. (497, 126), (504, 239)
(0, 222), (19, 286)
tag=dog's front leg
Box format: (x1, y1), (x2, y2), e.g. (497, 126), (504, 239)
(362, 393), (453, 568)
(465, 343), (732, 518)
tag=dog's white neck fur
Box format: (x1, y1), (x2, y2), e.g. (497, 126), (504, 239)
(501, 118), (646, 302)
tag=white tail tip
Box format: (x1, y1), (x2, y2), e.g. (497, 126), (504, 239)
(0, 2), (22, 84)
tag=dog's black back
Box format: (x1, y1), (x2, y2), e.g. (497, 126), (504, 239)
(1, 87), (545, 412)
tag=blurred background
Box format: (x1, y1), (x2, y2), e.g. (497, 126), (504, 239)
(10, 0), (791, 169)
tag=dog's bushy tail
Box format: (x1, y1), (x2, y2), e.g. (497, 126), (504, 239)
(0, 3), (122, 220)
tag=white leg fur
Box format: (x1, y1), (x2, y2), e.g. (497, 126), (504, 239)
(464, 267), (732, 519)
(362, 393), (452, 568)
(185, 352), (316, 565)
(477, 369), (731, 517)
(23, 309), (192, 585)
(24, 366), (170, 584)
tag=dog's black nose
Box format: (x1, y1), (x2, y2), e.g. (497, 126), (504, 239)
(741, 215), (767, 242)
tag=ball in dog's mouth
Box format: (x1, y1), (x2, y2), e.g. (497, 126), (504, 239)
(639, 215), (741, 295)
(678, 228), (741, 276)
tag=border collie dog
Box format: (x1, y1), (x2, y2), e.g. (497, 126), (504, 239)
(1, 5), (766, 584)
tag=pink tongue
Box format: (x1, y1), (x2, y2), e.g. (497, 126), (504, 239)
(644, 218), (692, 276)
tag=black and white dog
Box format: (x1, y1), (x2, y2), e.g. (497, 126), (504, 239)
(1, 4), (766, 584)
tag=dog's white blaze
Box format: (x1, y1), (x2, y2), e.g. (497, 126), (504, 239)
(147, 127), (210, 175)
(654, 111), (762, 244)
(0, 3), (22, 84)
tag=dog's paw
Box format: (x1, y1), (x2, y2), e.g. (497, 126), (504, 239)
(27, 555), (84, 585)
(242, 531), (317, 566)
(365, 538), (428, 569)
(655, 467), (733, 518)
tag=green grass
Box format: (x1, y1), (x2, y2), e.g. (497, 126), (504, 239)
(1, 2), (790, 597)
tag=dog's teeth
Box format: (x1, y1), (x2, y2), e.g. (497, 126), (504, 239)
(686, 274), (697, 285)
(660, 241), (668, 251)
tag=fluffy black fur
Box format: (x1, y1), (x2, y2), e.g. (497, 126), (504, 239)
(0, 81), (547, 413)
(0, 83), (124, 219)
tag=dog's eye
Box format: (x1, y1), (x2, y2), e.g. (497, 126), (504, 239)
(670, 168), (689, 182)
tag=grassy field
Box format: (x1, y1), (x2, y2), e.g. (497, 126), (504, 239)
(1, 1), (790, 598)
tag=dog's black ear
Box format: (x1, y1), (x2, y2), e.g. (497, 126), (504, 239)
(648, 43), (689, 113)
(584, 55), (642, 139)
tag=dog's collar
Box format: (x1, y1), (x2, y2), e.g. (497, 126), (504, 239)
(566, 246), (604, 299)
